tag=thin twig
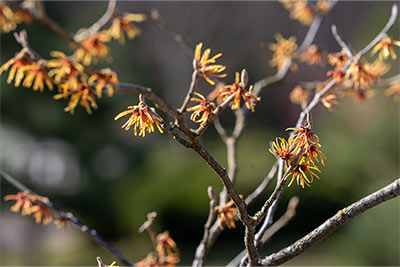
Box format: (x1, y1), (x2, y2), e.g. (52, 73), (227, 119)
(74, 0), (117, 42)
(260, 178), (400, 266)
(179, 70), (199, 114)
(151, 9), (194, 57)
(355, 4), (398, 61)
(213, 117), (228, 143)
(331, 25), (353, 58)
(139, 212), (159, 260)
(192, 187), (217, 267)
(0, 170), (134, 266)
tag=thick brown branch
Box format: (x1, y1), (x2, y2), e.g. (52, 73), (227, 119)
(260, 178), (400, 266)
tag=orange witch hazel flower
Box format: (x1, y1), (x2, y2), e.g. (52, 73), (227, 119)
(220, 71), (260, 111)
(187, 92), (215, 125)
(30, 204), (54, 225)
(0, 50), (33, 87)
(136, 253), (158, 267)
(74, 31), (111, 66)
(88, 68), (118, 98)
(289, 1), (314, 26)
(385, 81), (400, 101)
(115, 96), (164, 136)
(0, 2), (31, 33)
(4, 191), (37, 215)
(287, 158), (321, 188)
(22, 62), (54, 92)
(269, 33), (298, 70)
(47, 51), (85, 92)
(287, 125), (319, 150)
(54, 81), (98, 114)
(371, 35), (400, 60)
(108, 13), (146, 44)
(345, 61), (377, 90)
(194, 43), (227, 85)
(215, 199), (239, 229)
(156, 231), (179, 259)
(320, 93), (339, 110)
(269, 137), (296, 162)
(289, 85), (310, 105)
(300, 44), (325, 67)
(328, 50), (349, 69)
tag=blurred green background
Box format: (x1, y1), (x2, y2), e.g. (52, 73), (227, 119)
(1, 1), (399, 266)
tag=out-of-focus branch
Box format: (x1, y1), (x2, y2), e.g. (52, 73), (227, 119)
(0, 170), (134, 266)
(331, 25), (353, 58)
(74, 0), (117, 42)
(245, 161), (279, 206)
(260, 178), (400, 266)
(151, 9), (194, 57)
(139, 212), (159, 259)
(355, 4), (398, 60)
(192, 187), (217, 267)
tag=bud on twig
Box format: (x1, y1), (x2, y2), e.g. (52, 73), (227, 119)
(240, 69), (248, 88)
(207, 186), (216, 201)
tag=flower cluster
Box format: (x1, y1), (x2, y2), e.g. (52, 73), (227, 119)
(74, 31), (112, 66)
(114, 96), (164, 137)
(0, 50), (54, 92)
(215, 199), (239, 229)
(108, 13), (146, 44)
(371, 35), (400, 60)
(194, 43), (227, 85)
(385, 81), (400, 101)
(300, 44), (325, 67)
(187, 92), (216, 125)
(280, 0), (331, 26)
(269, 33), (298, 70)
(137, 229), (179, 266)
(289, 85), (310, 105)
(0, 2), (31, 33)
(269, 124), (325, 188)
(220, 71), (261, 111)
(4, 191), (68, 227)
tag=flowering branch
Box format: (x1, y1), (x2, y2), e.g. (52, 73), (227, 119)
(193, 2), (335, 263)
(0, 170), (134, 266)
(260, 178), (400, 266)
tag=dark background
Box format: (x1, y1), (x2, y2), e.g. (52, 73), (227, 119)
(1, 1), (399, 265)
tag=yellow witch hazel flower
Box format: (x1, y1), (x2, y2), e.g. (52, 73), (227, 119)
(194, 43), (227, 85)
(108, 13), (146, 44)
(269, 33), (298, 70)
(371, 35), (400, 60)
(115, 96), (164, 137)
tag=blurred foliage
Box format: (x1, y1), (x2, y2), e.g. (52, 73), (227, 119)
(1, 1), (399, 266)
